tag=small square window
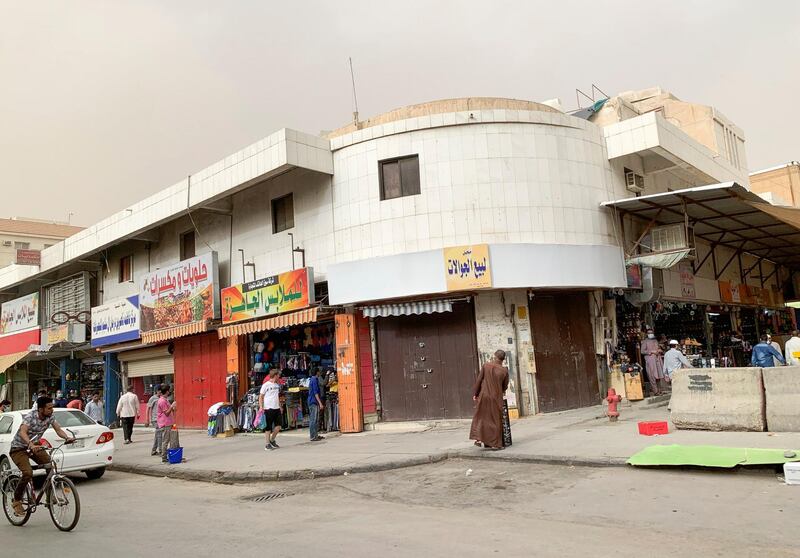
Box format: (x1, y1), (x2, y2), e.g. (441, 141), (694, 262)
(271, 194), (294, 234)
(14, 242), (29, 250)
(119, 255), (133, 283)
(180, 231), (196, 260)
(379, 155), (420, 200)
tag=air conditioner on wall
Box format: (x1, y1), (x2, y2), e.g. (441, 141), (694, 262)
(625, 171), (645, 193)
(651, 223), (694, 252)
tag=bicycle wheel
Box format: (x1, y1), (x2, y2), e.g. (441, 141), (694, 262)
(2, 475), (32, 526)
(47, 476), (80, 532)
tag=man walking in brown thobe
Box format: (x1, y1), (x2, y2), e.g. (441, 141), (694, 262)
(470, 350), (510, 450)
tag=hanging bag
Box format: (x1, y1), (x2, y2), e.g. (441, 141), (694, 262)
(253, 409), (266, 430)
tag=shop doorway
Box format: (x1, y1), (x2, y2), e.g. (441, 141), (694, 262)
(173, 333), (228, 429)
(376, 301), (478, 421)
(529, 292), (598, 413)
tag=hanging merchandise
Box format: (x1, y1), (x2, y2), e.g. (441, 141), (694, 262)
(243, 318), (339, 433)
(207, 402), (236, 437)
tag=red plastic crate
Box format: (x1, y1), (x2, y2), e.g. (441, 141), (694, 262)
(638, 421), (669, 436)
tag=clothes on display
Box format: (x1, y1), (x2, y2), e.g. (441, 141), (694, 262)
(240, 321), (340, 434)
(207, 402), (237, 436)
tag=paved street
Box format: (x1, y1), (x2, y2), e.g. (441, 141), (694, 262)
(2, 460), (797, 557)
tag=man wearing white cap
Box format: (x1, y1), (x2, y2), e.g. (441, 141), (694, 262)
(663, 340), (693, 381)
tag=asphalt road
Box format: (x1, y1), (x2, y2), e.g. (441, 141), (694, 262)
(1, 461), (797, 557)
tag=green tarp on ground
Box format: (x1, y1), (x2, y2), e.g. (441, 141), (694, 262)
(628, 445), (800, 468)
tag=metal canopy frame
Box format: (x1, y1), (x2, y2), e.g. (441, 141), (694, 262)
(601, 182), (800, 282)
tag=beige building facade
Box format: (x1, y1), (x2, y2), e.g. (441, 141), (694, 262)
(750, 162), (800, 207)
(0, 218), (84, 268)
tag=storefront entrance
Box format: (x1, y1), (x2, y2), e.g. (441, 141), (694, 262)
(174, 333), (228, 429)
(376, 301), (478, 421)
(529, 292), (598, 413)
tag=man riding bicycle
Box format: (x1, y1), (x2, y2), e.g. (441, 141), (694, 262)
(8, 396), (74, 517)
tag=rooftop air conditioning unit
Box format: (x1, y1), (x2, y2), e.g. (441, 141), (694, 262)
(2, 241), (11, 247)
(625, 171), (645, 193)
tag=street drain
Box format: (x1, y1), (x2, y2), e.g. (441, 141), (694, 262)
(251, 492), (289, 503)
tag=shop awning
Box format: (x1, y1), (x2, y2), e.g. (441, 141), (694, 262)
(602, 182), (800, 270)
(217, 307), (319, 339)
(362, 299), (454, 318)
(141, 320), (209, 345)
(0, 351), (29, 374)
(626, 249), (692, 269)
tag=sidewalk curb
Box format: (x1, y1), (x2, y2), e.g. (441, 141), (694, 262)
(447, 450), (628, 468)
(109, 449), (627, 483)
(109, 452), (453, 483)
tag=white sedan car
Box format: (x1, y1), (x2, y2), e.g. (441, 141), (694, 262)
(0, 408), (115, 480)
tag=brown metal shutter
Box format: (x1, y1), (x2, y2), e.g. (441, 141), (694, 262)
(376, 301), (478, 421)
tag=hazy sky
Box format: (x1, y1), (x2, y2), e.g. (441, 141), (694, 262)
(2, 1), (798, 226)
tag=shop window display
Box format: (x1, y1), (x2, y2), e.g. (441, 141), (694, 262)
(238, 321), (340, 434)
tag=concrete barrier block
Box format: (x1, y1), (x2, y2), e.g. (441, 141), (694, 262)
(763, 366), (800, 432)
(670, 367), (765, 431)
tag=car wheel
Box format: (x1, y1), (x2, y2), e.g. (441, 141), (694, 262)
(0, 457), (10, 479)
(85, 468), (105, 480)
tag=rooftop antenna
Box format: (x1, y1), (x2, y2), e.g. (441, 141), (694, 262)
(349, 57), (359, 126)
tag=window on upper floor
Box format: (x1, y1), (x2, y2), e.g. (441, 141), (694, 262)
(119, 255), (133, 283)
(180, 231), (196, 260)
(44, 244), (53, 249)
(379, 155), (420, 201)
(271, 193), (294, 234)
(14, 242), (29, 250)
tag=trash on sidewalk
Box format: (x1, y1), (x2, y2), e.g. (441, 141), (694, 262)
(628, 444), (800, 468)
(465, 468), (473, 477)
(638, 421), (669, 436)
(783, 463), (800, 485)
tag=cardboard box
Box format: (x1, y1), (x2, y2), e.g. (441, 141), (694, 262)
(784, 462), (800, 485)
(625, 374), (644, 401)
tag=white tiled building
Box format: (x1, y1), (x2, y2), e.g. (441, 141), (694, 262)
(3, 90), (792, 423)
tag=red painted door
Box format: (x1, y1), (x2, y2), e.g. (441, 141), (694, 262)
(356, 314), (376, 416)
(173, 333), (228, 428)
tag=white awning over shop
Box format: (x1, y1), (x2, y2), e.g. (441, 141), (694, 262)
(362, 299), (454, 318)
(626, 249), (692, 269)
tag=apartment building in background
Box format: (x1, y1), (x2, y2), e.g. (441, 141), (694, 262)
(0, 218), (84, 268)
(750, 162), (800, 207)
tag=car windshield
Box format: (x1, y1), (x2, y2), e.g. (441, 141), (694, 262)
(53, 410), (97, 427)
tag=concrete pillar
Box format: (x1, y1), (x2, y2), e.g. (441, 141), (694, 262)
(104, 353), (121, 426)
(474, 290), (536, 415)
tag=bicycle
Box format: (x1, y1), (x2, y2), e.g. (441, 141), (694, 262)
(1, 434), (81, 531)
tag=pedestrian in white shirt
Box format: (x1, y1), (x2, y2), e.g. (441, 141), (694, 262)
(85, 393), (104, 424)
(767, 334), (784, 368)
(116, 385), (140, 444)
(785, 330), (800, 367)
(663, 340), (693, 381)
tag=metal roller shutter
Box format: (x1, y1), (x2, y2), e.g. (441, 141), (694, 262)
(126, 356), (174, 378)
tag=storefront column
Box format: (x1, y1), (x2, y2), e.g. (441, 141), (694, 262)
(336, 312), (364, 433)
(59, 358), (80, 395)
(474, 290), (535, 416)
(104, 353), (121, 426)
